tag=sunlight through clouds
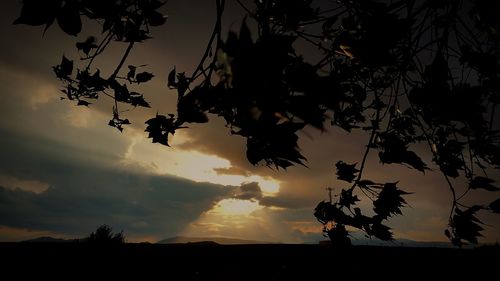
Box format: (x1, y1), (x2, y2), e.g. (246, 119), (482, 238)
(210, 199), (263, 216)
(122, 133), (281, 196)
(180, 202), (270, 241)
(29, 84), (58, 110)
(64, 106), (95, 128)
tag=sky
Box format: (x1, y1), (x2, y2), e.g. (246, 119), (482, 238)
(0, 0), (499, 244)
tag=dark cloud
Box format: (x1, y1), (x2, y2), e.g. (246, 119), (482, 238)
(233, 182), (262, 201)
(2, 0), (500, 244)
(0, 129), (230, 241)
(0, 173), (229, 240)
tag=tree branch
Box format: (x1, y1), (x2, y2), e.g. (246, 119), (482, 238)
(109, 41), (135, 80)
(190, 0), (225, 82)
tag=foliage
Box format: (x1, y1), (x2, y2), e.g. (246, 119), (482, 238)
(87, 224), (125, 244)
(15, 0), (500, 246)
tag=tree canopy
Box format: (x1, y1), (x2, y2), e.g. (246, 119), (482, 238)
(14, 0), (500, 246)
(87, 224), (125, 244)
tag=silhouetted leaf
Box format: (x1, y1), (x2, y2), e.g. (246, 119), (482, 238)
(56, 1), (81, 36)
(127, 65), (137, 82)
(53, 55), (73, 80)
(460, 44), (498, 76)
(108, 106), (131, 132)
(370, 223), (393, 241)
(434, 132), (466, 178)
(339, 188), (359, 209)
(314, 201), (335, 224)
(326, 224), (351, 247)
(130, 92), (151, 107)
(322, 15), (338, 34)
(373, 182), (410, 220)
(136, 72), (154, 84)
(470, 176), (500, 191)
(377, 132), (428, 172)
(177, 97), (208, 123)
(148, 11), (167, 26)
(77, 100), (91, 107)
(138, 0), (166, 13)
(76, 36), (98, 56)
(124, 27), (151, 42)
(335, 161), (359, 183)
(238, 19), (253, 51)
(314, 201), (353, 226)
(245, 122), (307, 169)
(424, 53), (449, 83)
(167, 66), (177, 88)
(15, 0), (500, 248)
(109, 80), (130, 103)
(176, 72), (189, 97)
(358, 180), (378, 189)
(451, 206), (484, 244)
(86, 69), (107, 92)
(145, 114), (184, 146)
(257, 0), (317, 30)
(490, 198), (500, 213)
(13, 0), (59, 30)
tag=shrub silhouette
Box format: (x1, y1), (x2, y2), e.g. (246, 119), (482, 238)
(14, 0), (500, 246)
(87, 224), (125, 244)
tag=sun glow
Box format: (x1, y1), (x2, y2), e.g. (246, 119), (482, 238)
(210, 198), (263, 216)
(123, 134), (281, 195)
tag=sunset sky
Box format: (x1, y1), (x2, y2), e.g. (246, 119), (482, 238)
(1, 0), (499, 244)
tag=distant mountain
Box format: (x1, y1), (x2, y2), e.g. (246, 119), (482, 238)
(350, 238), (453, 248)
(157, 236), (276, 245)
(315, 231), (453, 248)
(23, 235), (454, 248)
(22, 236), (72, 243)
(159, 235), (455, 247)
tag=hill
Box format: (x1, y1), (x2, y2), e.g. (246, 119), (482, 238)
(21, 236), (72, 243)
(157, 236), (274, 245)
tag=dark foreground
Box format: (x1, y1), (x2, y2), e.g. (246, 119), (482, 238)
(1, 243), (497, 279)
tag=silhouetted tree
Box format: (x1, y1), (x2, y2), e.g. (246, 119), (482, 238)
(14, 0), (500, 246)
(87, 224), (125, 244)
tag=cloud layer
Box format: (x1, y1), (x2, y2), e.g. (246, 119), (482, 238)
(1, 0), (499, 244)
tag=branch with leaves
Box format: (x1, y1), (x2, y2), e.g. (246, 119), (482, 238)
(15, 0), (500, 247)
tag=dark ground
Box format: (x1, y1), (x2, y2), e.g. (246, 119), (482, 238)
(0, 243), (497, 280)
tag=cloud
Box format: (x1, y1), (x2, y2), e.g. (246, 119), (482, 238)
(260, 194), (313, 209)
(2, 0), (500, 244)
(29, 84), (59, 110)
(64, 106), (95, 128)
(0, 169), (231, 242)
(233, 182), (262, 201)
(0, 128), (231, 242)
(180, 202), (326, 243)
(214, 165), (251, 177)
(0, 225), (72, 242)
(0, 174), (50, 194)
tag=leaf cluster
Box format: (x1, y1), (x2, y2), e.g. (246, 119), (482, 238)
(15, 0), (500, 246)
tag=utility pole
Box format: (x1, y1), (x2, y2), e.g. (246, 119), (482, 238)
(326, 187), (333, 203)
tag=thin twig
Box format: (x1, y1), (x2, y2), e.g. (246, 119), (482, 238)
(190, 0), (225, 82)
(109, 41), (135, 79)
